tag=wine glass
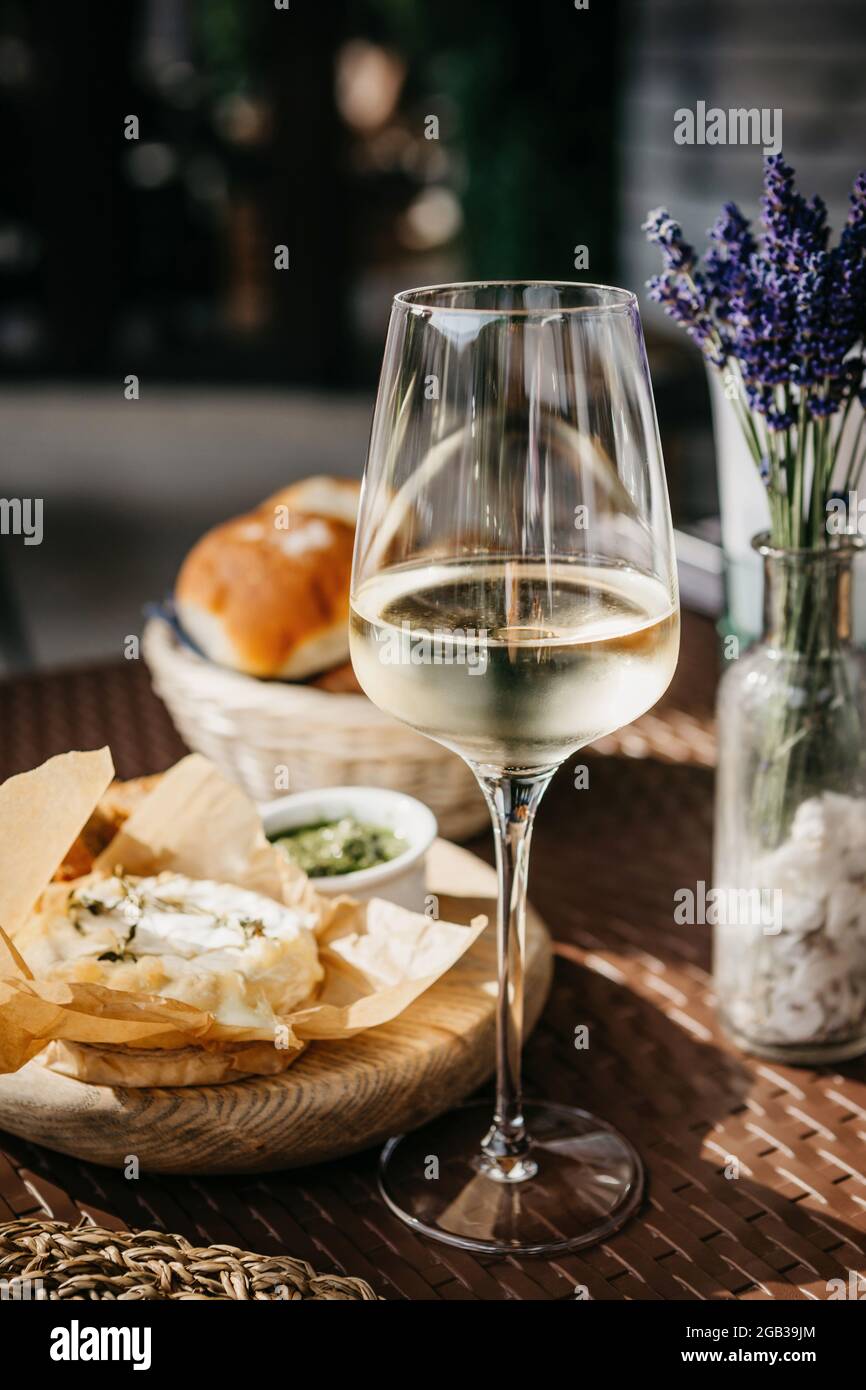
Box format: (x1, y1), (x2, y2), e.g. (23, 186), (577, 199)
(350, 281), (680, 1255)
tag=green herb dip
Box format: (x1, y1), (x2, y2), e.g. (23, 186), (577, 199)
(270, 817), (407, 878)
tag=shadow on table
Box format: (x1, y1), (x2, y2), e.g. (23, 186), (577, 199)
(523, 950), (866, 1299)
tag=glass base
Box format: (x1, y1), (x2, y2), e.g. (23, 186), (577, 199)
(721, 1016), (866, 1065)
(378, 1100), (644, 1256)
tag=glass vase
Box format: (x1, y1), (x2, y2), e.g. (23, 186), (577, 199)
(713, 534), (866, 1063)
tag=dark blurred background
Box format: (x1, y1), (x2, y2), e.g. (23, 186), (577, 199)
(2, 0), (866, 669)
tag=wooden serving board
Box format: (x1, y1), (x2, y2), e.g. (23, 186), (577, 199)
(0, 841), (553, 1175)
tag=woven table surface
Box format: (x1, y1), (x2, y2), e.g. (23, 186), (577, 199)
(0, 611), (864, 1301)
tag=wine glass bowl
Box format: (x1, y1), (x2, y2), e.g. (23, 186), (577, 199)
(350, 281), (679, 1254)
(350, 555), (678, 771)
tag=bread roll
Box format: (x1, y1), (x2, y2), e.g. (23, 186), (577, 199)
(176, 476), (361, 679)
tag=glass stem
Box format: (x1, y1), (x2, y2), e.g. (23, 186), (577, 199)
(474, 767), (555, 1182)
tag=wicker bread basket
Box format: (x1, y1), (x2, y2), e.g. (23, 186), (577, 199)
(142, 616), (487, 841)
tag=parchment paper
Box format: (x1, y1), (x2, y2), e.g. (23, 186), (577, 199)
(0, 751), (486, 1084)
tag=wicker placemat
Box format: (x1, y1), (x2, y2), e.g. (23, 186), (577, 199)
(0, 1218), (379, 1300)
(0, 615), (864, 1301)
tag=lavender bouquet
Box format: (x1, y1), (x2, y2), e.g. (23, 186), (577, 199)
(646, 158), (866, 1059)
(644, 154), (866, 552)
(645, 155), (866, 842)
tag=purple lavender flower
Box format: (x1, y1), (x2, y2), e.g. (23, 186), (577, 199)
(791, 251), (830, 390)
(642, 209), (724, 363)
(761, 154), (797, 260)
(644, 156), (866, 429)
(642, 208), (697, 272)
(810, 172), (866, 414)
(704, 202), (756, 322)
(846, 172), (866, 232)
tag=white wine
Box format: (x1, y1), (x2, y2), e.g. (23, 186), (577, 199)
(350, 557), (679, 770)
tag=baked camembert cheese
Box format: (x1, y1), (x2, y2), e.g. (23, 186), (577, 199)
(18, 872), (324, 1029)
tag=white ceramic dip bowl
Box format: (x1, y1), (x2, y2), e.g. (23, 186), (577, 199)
(260, 785), (438, 912)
